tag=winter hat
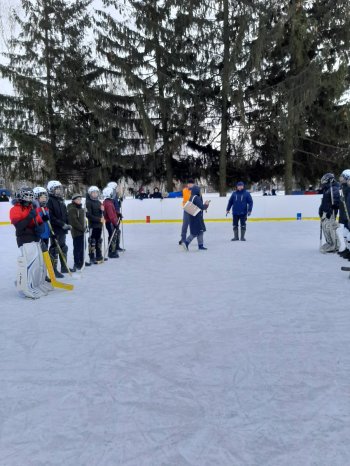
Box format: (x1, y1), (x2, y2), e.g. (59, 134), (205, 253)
(236, 181), (245, 187)
(72, 193), (82, 201)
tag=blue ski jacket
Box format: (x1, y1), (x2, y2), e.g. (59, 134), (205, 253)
(226, 190), (253, 216)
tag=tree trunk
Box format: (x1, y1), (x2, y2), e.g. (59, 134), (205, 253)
(154, 28), (173, 192)
(43, 4), (57, 178)
(219, 0), (230, 197)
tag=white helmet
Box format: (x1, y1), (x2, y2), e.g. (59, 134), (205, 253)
(107, 181), (118, 190)
(340, 169), (350, 182)
(102, 186), (114, 199)
(33, 186), (48, 198)
(47, 180), (63, 196)
(88, 185), (100, 195)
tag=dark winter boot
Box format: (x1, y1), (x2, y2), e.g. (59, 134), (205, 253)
(96, 238), (105, 262)
(52, 257), (64, 278)
(198, 245), (207, 250)
(116, 230), (125, 252)
(108, 236), (119, 258)
(89, 238), (97, 264)
(240, 228), (246, 241)
(231, 227), (239, 241)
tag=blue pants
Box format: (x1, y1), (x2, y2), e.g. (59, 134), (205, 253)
(233, 214), (247, 229)
(181, 211), (190, 242)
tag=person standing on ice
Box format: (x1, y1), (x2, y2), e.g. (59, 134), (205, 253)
(86, 186), (105, 264)
(319, 173), (340, 253)
(179, 178), (194, 245)
(106, 181), (124, 252)
(337, 169), (350, 260)
(10, 187), (50, 299)
(183, 185), (210, 251)
(67, 193), (87, 271)
(47, 180), (73, 277)
(226, 181), (253, 241)
(102, 186), (120, 259)
(33, 187), (51, 252)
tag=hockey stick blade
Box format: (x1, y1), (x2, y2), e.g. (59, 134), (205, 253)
(341, 266), (350, 272)
(43, 251), (74, 291)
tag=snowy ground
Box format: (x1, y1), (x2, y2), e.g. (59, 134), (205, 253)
(0, 221), (349, 466)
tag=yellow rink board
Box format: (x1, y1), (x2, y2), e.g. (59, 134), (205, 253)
(1, 217), (320, 227)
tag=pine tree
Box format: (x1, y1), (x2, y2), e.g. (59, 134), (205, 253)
(0, 0), (94, 183)
(95, 0), (210, 190)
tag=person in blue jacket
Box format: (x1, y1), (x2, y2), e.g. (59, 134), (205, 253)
(226, 181), (253, 241)
(183, 185), (210, 251)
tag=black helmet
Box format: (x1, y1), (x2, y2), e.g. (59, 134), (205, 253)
(320, 173), (335, 186)
(16, 186), (34, 203)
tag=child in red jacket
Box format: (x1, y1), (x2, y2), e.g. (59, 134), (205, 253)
(10, 187), (49, 299)
(102, 186), (119, 258)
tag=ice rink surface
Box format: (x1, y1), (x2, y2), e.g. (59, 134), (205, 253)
(0, 221), (349, 466)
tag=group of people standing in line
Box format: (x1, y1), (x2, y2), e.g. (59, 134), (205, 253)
(9, 181), (124, 299)
(318, 170), (350, 261)
(179, 179), (254, 249)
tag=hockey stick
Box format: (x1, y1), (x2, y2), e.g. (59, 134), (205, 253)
(42, 251), (74, 290)
(79, 213), (89, 273)
(44, 210), (77, 279)
(103, 219), (120, 258)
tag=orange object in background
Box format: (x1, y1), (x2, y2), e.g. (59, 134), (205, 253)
(146, 215), (150, 223)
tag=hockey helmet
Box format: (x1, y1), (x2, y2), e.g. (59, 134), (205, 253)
(102, 187), (114, 199)
(33, 186), (48, 198)
(47, 180), (63, 197)
(88, 185), (100, 195)
(107, 181), (118, 190)
(340, 169), (350, 183)
(16, 186), (34, 203)
(320, 173), (335, 186)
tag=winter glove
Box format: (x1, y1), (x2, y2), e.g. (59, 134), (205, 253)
(42, 214), (49, 222)
(28, 209), (37, 219)
(326, 212), (331, 219)
(62, 223), (72, 231)
(247, 211), (251, 216)
(118, 213), (123, 220)
(318, 207), (323, 218)
(51, 233), (57, 241)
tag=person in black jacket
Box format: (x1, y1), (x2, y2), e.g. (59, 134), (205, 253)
(183, 185), (210, 251)
(319, 173), (341, 253)
(86, 186), (104, 263)
(338, 169), (350, 259)
(47, 180), (72, 277)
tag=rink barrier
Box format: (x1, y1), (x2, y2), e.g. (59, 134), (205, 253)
(0, 217), (320, 226)
(0, 196), (322, 225)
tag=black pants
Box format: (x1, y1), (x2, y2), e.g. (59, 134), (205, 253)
(49, 232), (68, 271)
(73, 235), (85, 268)
(233, 214), (247, 229)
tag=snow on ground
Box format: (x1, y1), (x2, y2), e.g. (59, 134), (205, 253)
(0, 221), (349, 466)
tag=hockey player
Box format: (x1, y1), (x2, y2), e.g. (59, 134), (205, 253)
(226, 181), (253, 241)
(183, 185), (210, 251)
(338, 169), (350, 259)
(10, 187), (49, 299)
(67, 193), (88, 271)
(106, 181), (124, 252)
(86, 186), (104, 264)
(47, 180), (72, 277)
(103, 186), (119, 258)
(33, 187), (50, 251)
(319, 173), (340, 253)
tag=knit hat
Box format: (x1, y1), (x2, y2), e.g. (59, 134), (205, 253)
(72, 193), (82, 200)
(236, 181), (245, 187)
